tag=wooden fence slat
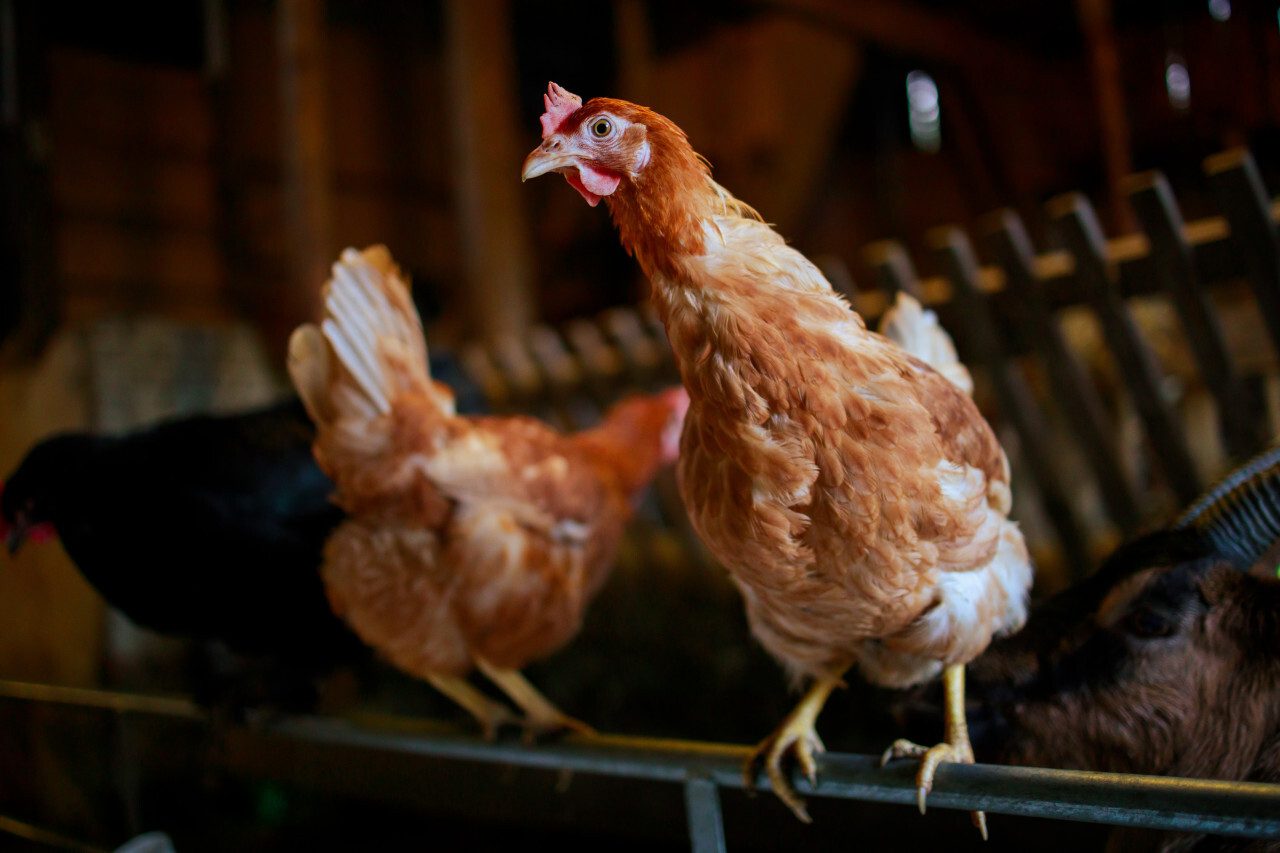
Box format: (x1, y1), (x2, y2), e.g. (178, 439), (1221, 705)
(1204, 148), (1280, 359)
(1048, 192), (1203, 505)
(1126, 170), (1267, 461)
(980, 209), (1144, 533)
(931, 226), (1092, 574)
(862, 239), (924, 300)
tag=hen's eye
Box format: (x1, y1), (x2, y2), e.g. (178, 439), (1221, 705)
(591, 118), (612, 138)
(1125, 608), (1173, 639)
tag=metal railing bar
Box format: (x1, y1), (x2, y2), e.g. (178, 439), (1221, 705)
(0, 812), (110, 853)
(3, 680), (1280, 840)
(0, 679), (200, 718)
(684, 776), (727, 853)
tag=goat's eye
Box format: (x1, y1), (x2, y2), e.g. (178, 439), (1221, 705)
(591, 118), (612, 138)
(1125, 608), (1173, 639)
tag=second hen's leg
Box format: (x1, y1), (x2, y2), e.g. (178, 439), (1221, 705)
(475, 659), (596, 740)
(881, 663), (987, 839)
(425, 673), (520, 740)
(744, 672), (845, 823)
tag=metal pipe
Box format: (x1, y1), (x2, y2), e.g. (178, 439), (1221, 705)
(2, 680), (1278, 841)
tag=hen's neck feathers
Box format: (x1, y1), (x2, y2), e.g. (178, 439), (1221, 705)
(608, 125), (873, 425)
(571, 405), (667, 500)
(604, 113), (760, 280)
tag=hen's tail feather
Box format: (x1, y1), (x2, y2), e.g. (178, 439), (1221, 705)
(877, 292), (974, 397)
(288, 246), (445, 432)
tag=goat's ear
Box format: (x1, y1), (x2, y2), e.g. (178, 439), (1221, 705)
(1206, 569), (1280, 651)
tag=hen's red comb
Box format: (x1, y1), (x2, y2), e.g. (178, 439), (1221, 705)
(540, 82), (582, 138)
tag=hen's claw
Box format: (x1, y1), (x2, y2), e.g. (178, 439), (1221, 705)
(744, 718), (825, 822)
(425, 673), (521, 740)
(743, 673), (844, 823)
(519, 709), (596, 743)
(881, 737), (973, 816)
(475, 659), (596, 743)
(881, 664), (987, 839)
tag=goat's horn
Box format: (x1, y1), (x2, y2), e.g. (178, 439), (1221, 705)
(1175, 444), (1280, 571)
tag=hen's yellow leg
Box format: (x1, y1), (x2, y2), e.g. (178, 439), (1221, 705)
(744, 672), (846, 823)
(475, 659), (596, 740)
(425, 673), (520, 740)
(881, 663), (987, 839)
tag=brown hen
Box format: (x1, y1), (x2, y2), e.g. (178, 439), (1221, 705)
(523, 84), (1032, 828)
(288, 246), (686, 738)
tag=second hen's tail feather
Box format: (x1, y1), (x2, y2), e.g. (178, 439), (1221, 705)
(877, 292), (974, 397)
(289, 246), (452, 432)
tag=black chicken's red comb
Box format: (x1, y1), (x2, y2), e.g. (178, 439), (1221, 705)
(0, 479), (56, 547)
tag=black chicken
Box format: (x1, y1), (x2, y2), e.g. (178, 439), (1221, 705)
(1, 350), (487, 711)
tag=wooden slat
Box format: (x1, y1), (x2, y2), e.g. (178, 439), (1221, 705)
(1126, 170), (1267, 461)
(862, 239), (924, 300)
(980, 209), (1143, 532)
(1204, 148), (1280, 359)
(1048, 192), (1202, 505)
(931, 226), (1092, 575)
(853, 199), (1279, 328)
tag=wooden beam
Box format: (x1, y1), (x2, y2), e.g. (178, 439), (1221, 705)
(276, 0), (333, 342)
(443, 0), (534, 341)
(1075, 0), (1134, 234)
(615, 0), (655, 104)
(762, 0), (1041, 81)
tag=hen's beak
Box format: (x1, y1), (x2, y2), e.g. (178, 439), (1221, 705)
(5, 514), (30, 555)
(521, 137), (578, 182)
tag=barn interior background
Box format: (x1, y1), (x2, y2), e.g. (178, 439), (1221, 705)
(1, 0), (1279, 850)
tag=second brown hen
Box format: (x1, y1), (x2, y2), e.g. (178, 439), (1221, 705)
(288, 246), (686, 737)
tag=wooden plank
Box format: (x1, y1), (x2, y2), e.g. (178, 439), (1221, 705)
(931, 226), (1093, 575)
(443, 0), (533, 340)
(980, 209), (1143, 533)
(47, 47), (214, 160)
(1048, 192), (1202, 505)
(49, 147), (217, 228)
(55, 219), (222, 299)
(1126, 170), (1268, 461)
(1204, 148), (1280, 359)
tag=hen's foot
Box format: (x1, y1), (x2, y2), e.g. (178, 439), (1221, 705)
(426, 673), (521, 740)
(880, 664), (987, 839)
(475, 659), (596, 742)
(743, 673), (844, 823)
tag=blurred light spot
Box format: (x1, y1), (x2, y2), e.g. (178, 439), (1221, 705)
(1165, 55), (1191, 110)
(906, 70), (941, 153)
(1208, 0), (1231, 21)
